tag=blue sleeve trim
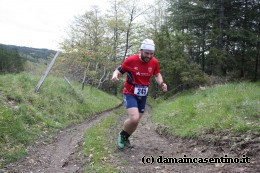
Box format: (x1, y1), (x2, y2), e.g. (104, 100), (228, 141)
(117, 65), (124, 74)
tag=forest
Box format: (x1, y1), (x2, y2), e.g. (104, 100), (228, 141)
(0, 0), (259, 96)
(0, 44), (55, 73)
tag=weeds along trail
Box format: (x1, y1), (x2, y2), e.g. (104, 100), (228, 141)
(4, 106), (121, 173)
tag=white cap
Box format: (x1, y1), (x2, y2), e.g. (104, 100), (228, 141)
(140, 39), (155, 51)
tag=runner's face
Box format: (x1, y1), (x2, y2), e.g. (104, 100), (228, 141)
(141, 50), (154, 62)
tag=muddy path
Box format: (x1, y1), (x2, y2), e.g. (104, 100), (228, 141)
(116, 106), (259, 173)
(3, 108), (119, 173)
(3, 105), (259, 173)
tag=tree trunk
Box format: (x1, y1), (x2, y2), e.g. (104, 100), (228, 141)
(123, 7), (134, 59)
(254, 41), (259, 81)
(218, 0), (224, 49)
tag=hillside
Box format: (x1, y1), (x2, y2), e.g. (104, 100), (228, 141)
(151, 82), (260, 137)
(0, 73), (121, 167)
(2, 81), (259, 173)
(0, 43), (56, 62)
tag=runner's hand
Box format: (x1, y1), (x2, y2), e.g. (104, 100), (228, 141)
(161, 82), (167, 92)
(111, 74), (119, 82)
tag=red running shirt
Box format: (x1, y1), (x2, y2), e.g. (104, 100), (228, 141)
(120, 54), (160, 95)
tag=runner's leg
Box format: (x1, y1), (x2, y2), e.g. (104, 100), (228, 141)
(118, 94), (146, 148)
(123, 108), (143, 135)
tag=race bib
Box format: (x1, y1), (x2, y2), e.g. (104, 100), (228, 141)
(134, 85), (148, 96)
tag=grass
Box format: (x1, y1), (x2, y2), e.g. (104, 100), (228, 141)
(0, 73), (121, 167)
(1, 73), (259, 170)
(150, 82), (260, 138)
(82, 108), (125, 173)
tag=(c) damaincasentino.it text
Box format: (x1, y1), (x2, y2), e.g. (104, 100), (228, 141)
(141, 155), (250, 164)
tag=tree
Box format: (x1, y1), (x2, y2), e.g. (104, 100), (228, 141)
(0, 45), (25, 73)
(106, 0), (127, 62)
(60, 6), (113, 84)
(162, 0), (259, 80)
(153, 25), (208, 95)
(106, 0), (153, 59)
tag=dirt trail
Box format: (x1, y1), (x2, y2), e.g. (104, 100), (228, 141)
(3, 105), (259, 173)
(116, 106), (259, 173)
(3, 109), (115, 173)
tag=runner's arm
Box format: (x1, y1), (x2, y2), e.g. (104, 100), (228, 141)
(155, 73), (167, 92)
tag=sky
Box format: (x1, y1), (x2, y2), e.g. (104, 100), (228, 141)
(0, 0), (109, 50)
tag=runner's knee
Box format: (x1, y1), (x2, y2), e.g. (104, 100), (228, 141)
(130, 115), (140, 125)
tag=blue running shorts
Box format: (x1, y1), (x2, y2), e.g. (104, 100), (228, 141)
(123, 94), (147, 113)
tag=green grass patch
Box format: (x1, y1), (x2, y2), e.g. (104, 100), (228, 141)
(150, 82), (260, 138)
(82, 108), (125, 173)
(0, 73), (121, 167)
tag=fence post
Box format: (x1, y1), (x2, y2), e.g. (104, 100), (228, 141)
(35, 51), (60, 92)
